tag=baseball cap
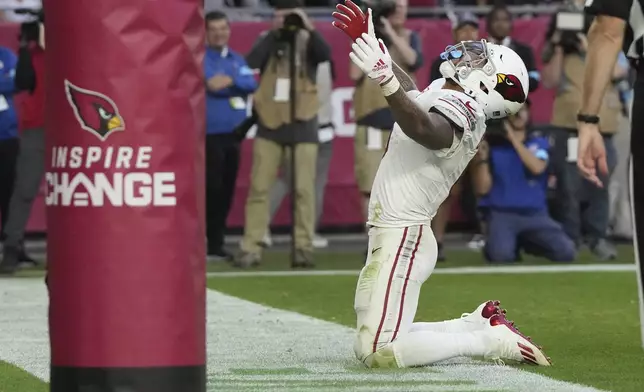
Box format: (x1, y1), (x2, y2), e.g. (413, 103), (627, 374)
(453, 12), (479, 31)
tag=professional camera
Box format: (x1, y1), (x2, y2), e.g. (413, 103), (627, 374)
(547, 3), (593, 54)
(360, 0), (397, 44)
(277, 11), (305, 42)
(15, 8), (44, 47)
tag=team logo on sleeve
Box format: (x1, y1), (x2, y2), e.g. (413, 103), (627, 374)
(494, 73), (526, 103)
(65, 80), (125, 141)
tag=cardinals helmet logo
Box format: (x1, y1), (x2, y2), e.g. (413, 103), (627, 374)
(494, 73), (526, 104)
(65, 80), (125, 141)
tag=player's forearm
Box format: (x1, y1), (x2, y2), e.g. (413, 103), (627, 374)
(581, 16), (626, 115)
(512, 139), (547, 175)
(470, 162), (492, 196)
(383, 85), (453, 150)
(392, 62), (417, 92)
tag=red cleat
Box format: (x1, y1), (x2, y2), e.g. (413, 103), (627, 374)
(484, 313), (552, 366)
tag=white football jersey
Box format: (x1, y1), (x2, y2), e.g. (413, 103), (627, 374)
(367, 78), (487, 228)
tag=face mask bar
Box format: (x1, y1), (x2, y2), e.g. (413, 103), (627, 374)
(440, 39), (496, 79)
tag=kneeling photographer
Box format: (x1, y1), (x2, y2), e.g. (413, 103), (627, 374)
(0, 8), (45, 274)
(541, 3), (627, 260)
(351, 0), (423, 243)
(236, 0), (330, 269)
(471, 103), (576, 264)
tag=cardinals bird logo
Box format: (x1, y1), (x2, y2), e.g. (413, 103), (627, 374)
(494, 73), (526, 104)
(65, 80), (125, 141)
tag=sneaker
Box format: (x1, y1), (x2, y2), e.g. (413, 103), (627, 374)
(589, 238), (617, 261)
(233, 251), (260, 269)
(292, 249), (315, 269)
(312, 234), (328, 249)
(483, 313), (551, 366)
(0, 245), (19, 275)
(467, 234), (486, 251)
(260, 232), (272, 248)
(460, 300), (506, 328)
(207, 248), (233, 262)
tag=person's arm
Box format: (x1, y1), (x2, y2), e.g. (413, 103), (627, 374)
(540, 43), (565, 89)
(382, 21), (418, 68)
(521, 45), (540, 92)
(229, 58), (258, 94)
(581, 0), (633, 116)
(14, 46), (35, 93)
(0, 50), (17, 95)
(391, 61), (418, 92)
(307, 29), (332, 65)
(507, 130), (548, 176)
(246, 31), (275, 73)
(403, 31), (424, 72)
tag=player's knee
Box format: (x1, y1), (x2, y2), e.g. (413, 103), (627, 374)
(548, 237), (577, 262)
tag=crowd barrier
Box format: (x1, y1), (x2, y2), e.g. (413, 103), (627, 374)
(0, 17), (552, 232)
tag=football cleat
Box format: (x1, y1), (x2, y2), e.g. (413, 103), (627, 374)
(460, 300), (506, 328)
(484, 313), (552, 366)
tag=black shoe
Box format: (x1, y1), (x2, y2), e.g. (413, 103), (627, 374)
(0, 246), (20, 275)
(19, 249), (38, 266)
(437, 242), (446, 262)
(208, 248), (233, 262)
(292, 249), (315, 269)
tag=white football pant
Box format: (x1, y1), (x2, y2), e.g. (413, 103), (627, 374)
(354, 225), (491, 368)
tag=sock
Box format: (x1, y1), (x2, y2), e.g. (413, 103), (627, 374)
(393, 330), (488, 367)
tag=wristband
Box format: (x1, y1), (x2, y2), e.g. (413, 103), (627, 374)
(577, 113), (600, 124)
(380, 77), (400, 97)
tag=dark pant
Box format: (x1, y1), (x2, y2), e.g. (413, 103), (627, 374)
(4, 129), (45, 248)
(205, 133), (240, 253)
(484, 209), (576, 263)
(0, 137), (19, 239)
(552, 128), (618, 245)
(631, 69), (644, 321)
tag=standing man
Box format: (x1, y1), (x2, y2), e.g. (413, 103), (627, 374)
(204, 11), (257, 260)
(236, 0), (330, 268)
(0, 46), (18, 244)
(0, 15), (44, 274)
(578, 0), (644, 347)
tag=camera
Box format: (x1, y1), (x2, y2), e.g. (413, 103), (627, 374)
(277, 12), (305, 42)
(360, 0), (397, 44)
(15, 8), (44, 46)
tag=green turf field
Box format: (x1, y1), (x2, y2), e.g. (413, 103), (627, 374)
(1, 246), (643, 391)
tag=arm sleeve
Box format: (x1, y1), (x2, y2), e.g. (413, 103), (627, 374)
(585, 0), (634, 20)
(231, 57), (258, 94)
(407, 31), (424, 72)
(307, 30), (332, 65)
(246, 31), (275, 72)
(0, 50), (17, 95)
(14, 46), (36, 93)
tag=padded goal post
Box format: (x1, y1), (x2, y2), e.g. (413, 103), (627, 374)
(43, 0), (206, 390)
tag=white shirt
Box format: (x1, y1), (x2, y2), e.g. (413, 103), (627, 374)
(367, 79), (487, 228)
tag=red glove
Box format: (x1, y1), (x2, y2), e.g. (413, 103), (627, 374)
(332, 0), (374, 42)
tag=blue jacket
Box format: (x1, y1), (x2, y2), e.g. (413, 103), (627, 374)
(205, 47), (257, 135)
(0, 47), (17, 140)
(479, 136), (550, 212)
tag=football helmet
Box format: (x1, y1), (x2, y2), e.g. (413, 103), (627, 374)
(439, 40), (529, 119)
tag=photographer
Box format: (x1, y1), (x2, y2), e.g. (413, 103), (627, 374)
(0, 9), (44, 274)
(236, 0), (330, 269)
(351, 0), (422, 241)
(541, 4), (627, 260)
(471, 104), (576, 264)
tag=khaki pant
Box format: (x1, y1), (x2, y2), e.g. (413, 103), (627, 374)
(354, 126), (390, 194)
(241, 137), (318, 254)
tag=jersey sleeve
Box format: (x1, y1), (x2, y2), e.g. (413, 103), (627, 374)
(430, 94), (478, 132)
(585, 0), (633, 21)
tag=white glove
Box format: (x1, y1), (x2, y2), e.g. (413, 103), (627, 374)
(349, 33), (400, 96)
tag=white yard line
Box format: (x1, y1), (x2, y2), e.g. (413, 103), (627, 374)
(0, 279), (604, 391)
(207, 263), (636, 278)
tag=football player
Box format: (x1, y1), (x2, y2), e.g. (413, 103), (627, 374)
(332, 1), (551, 368)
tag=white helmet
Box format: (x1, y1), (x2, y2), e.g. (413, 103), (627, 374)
(439, 40), (529, 119)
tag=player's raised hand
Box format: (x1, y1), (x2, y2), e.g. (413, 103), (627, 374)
(350, 33), (394, 87)
(332, 0), (375, 42)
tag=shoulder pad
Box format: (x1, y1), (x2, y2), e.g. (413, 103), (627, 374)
(431, 94), (479, 131)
